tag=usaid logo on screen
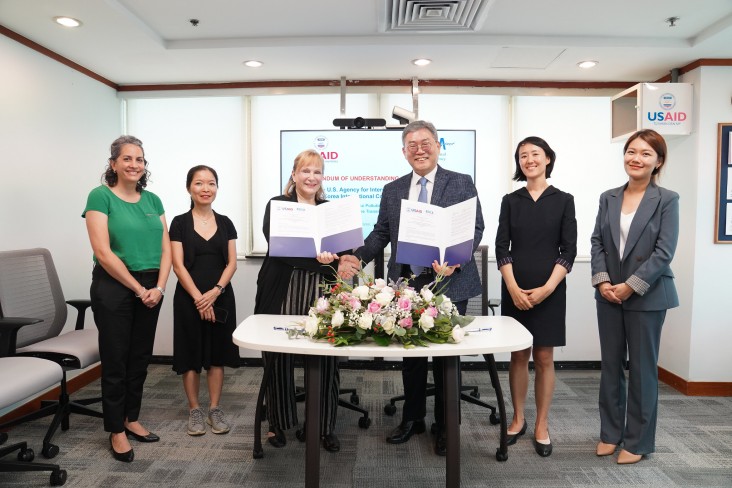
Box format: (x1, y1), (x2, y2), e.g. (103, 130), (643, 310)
(313, 135), (339, 161)
(314, 136), (328, 150)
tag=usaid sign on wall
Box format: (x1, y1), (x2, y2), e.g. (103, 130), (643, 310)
(641, 83), (693, 135)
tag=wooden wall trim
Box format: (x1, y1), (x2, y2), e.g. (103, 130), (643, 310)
(117, 79), (636, 92)
(0, 364), (102, 425)
(658, 366), (732, 396)
(655, 58), (732, 82)
(0, 24), (118, 90)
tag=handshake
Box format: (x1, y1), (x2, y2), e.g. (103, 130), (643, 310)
(316, 252), (362, 280)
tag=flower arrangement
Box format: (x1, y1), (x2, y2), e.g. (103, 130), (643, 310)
(299, 268), (474, 348)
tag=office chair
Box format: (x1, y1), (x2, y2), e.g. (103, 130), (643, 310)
(0, 248), (103, 459)
(0, 318), (68, 485)
(383, 245), (503, 425)
(293, 380), (371, 432)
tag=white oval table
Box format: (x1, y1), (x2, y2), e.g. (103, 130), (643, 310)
(233, 314), (532, 488)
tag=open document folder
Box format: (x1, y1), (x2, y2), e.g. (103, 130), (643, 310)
(268, 194), (364, 258)
(395, 196), (476, 268)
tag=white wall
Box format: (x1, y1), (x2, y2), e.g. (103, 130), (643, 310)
(0, 35), (120, 321)
(675, 67), (732, 382)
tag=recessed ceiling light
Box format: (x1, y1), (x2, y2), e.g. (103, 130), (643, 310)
(54, 16), (82, 28)
(577, 60), (598, 69)
(243, 60), (263, 68)
(412, 58), (432, 67)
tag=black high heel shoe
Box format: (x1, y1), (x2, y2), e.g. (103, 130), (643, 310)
(125, 428), (160, 443)
(534, 432), (553, 457)
(322, 432), (340, 452)
(267, 426), (286, 448)
(109, 433), (134, 463)
(505, 420), (527, 446)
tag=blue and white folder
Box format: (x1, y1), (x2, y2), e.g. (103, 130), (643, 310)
(395, 197), (476, 268)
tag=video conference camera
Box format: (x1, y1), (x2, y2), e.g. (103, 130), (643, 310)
(332, 117), (387, 129)
(391, 106), (416, 125)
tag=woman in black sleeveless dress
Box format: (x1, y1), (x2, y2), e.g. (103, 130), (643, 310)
(170, 166), (239, 436)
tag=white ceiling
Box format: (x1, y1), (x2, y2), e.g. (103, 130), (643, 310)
(1, 0), (731, 86)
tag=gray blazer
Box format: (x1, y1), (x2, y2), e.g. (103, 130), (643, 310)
(355, 165), (485, 303)
(590, 182), (679, 311)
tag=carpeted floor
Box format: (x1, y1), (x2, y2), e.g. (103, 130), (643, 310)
(2, 365), (731, 487)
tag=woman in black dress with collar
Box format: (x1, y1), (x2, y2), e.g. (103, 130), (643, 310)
(495, 137), (577, 457)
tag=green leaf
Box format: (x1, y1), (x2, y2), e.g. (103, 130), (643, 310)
(372, 335), (391, 347)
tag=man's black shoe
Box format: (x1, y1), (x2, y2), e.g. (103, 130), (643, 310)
(386, 419), (426, 444)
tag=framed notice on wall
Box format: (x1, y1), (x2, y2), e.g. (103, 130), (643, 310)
(715, 123), (732, 243)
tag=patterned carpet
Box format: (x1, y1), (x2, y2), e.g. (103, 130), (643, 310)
(2, 364), (731, 487)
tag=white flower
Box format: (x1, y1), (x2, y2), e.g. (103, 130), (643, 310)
(331, 310), (345, 327)
(451, 326), (465, 343)
(316, 296), (329, 313)
(439, 297), (453, 314)
(374, 291), (393, 306)
(401, 288), (417, 299)
(419, 313), (434, 331)
(357, 312), (373, 330)
(352, 285), (371, 300)
(381, 316), (395, 334)
(371, 278), (387, 290)
(304, 315), (319, 335)
(420, 288), (434, 302)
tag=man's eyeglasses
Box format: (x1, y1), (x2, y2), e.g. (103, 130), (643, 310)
(405, 140), (435, 153)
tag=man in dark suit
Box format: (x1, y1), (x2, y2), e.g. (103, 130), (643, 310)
(354, 120), (484, 455)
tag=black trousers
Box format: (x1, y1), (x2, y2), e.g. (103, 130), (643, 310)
(401, 270), (467, 425)
(90, 265), (162, 433)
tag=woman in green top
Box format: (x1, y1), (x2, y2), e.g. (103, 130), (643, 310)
(84, 135), (172, 463)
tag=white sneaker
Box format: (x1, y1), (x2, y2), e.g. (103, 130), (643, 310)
(187, 408), (206, 436)
(207, 406), (231, 434)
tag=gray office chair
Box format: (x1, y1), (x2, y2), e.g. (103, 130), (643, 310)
(0, 318), (68, 485)
(383, 245), (503, 422)
(0, 248), (103, 459)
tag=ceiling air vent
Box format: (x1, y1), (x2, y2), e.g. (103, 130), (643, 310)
(385, 0), (491, 32)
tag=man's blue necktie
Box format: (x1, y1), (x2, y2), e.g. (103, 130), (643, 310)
(411, 177), (429, 276)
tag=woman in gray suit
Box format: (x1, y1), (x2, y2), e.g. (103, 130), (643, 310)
(590, 129), (679, 464)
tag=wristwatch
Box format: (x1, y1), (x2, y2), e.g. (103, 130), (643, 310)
(215, 284), (225, 294)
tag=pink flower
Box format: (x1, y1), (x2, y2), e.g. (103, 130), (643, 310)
(426, 306), (438, 318)
(349, 297), (362, 311)
(399, 316), (413, 329)
(398, 297), (411, 311)
(367, 301), (382, 313)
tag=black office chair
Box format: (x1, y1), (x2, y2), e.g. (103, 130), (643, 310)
(0, 248), (103, 459)
(0, 318), (68, 485)
(383, 245), (503, 425)
(294, 381), (371, 430)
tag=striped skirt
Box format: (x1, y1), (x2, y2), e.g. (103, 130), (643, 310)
(263, 269), (340, 435)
